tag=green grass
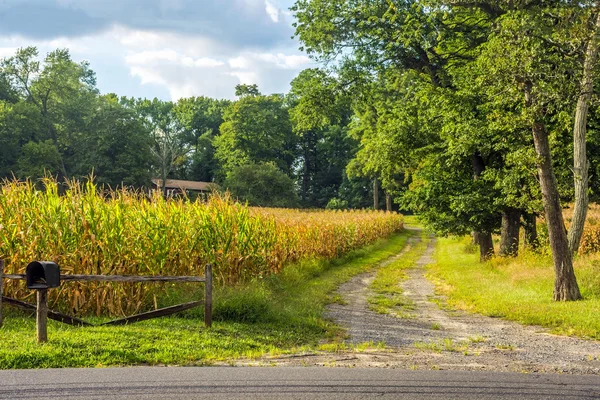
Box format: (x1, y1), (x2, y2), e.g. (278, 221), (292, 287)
(367, 230), (430, 317)
(429, 236), (600, 340)
(0, 231), (412, 369)
(402, 215), (420, 227)
(414, 338), (468, 353)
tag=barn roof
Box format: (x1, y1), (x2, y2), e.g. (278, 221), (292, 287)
(151, 179), (216, 192)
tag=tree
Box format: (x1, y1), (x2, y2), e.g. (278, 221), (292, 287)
(215, 90), (297, 178)
(288, 69), (356, 207)
(224, 162), (299, 208)
(151, 128), (189, 196)
(1, 47), (97, 184)
(16, 140), (62, 179)
(120, 97), (190, 195)
(292, 0), (596, 299)
(172, 96), (230, 182)
(466, 2), (589, 300)
(70, 95), (152, 187)
(292, 0), (501, 256)
(0, 100), (43, 179)
(568, 5), (600, 254)
(235, 84), (261, 97)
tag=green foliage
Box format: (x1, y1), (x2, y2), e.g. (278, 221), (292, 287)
(288, 70), (357, 207)
(235, 83), (261, 97)
(0, 47), (376, 208)
(172, 96), (230, 182)
(16, 140), (62, 179)
(224, 163), (299, 208)
(215, 91), (296, 178)
(326, 197), (348, 210)
(71, 96), (152, 187)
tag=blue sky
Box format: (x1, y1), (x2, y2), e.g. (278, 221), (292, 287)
(0, 0), (312, 100)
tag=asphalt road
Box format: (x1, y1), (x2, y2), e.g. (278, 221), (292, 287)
(0, 367), (599, 399)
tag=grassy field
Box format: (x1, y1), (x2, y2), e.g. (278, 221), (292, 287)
(429, 236), (600, 340)
(0, 232), (411, 369)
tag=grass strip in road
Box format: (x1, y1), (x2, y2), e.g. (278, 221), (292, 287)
(428, 236), (600, 340)
(368, 230), (430, 317)
(0, 231), (412, 369)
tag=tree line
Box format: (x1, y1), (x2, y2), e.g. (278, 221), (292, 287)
(0, 48), (386, 210)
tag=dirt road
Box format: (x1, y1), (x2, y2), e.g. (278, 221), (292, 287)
(242, 231), (600, 374)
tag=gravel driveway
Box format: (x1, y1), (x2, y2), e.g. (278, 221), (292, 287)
(240, 230), (600, 374)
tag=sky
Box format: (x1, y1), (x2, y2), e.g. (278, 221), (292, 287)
(0, 0), (314, 100)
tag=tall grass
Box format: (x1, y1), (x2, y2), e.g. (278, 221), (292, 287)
(430, 236), (600, 339)
(0, 179), (403, 316)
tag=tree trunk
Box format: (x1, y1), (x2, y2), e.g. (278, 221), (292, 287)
(531, 121), (582, 301)
(386, 192), (392, 212)
(499, 208), (520, 257)
(523, 213), (539, 250)
(161, 179), (167, 198)
(568, 10), (600, 254)
(471, 153), (494, 259)
(302, 143), (310, 203)
(44, 117), (68, 193)
(373, 178), (379, 210)
(474, 231), (494, 262)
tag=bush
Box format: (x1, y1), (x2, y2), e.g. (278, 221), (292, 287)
(326, 197), (349, 210)
(224, 162), (298, 208)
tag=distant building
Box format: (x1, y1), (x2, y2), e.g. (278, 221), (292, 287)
(151, 179), (218, 198)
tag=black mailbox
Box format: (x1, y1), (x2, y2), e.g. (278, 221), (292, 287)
(26, 261), (61, 289)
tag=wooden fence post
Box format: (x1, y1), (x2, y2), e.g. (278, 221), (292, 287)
(204, 264), (212, 328)
(37, 289), (48, 343)
(0, 259), (4, 328)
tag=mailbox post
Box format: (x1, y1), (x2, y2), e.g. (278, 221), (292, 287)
(26, 262), (60, 343)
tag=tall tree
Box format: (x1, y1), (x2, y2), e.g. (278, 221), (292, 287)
(288, 69), (355, 206)
(568, 5), (600, 254)
(1, 47), (97, 183)
(292, 0), (501, 255)
(465, 2), (589, 300)
(71, 95), (152, 187)
(214, 89), (297, 178)
(172, 96), (230, 182)
(120, 97), (189, 194)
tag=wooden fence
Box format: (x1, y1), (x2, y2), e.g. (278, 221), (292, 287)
(0, 260), (213, 342)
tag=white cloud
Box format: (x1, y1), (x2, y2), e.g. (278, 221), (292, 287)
(129, 65), (167, 86)
(228, 56), (251, 70)
(228, 71), (260, 85)
(256, 53), (311, 69)
(117, 26), (313, 100)
(0, 16), (312, 101)
(125, 49), (224, 68)
(265, 0), (280, 23)
(0, 47), (17, 58)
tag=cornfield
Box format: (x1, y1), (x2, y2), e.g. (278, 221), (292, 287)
(0, 179), (403, 316)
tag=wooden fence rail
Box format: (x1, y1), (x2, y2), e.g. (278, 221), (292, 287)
(0, 262), (213, 343)
(4, 274), (206, 283)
